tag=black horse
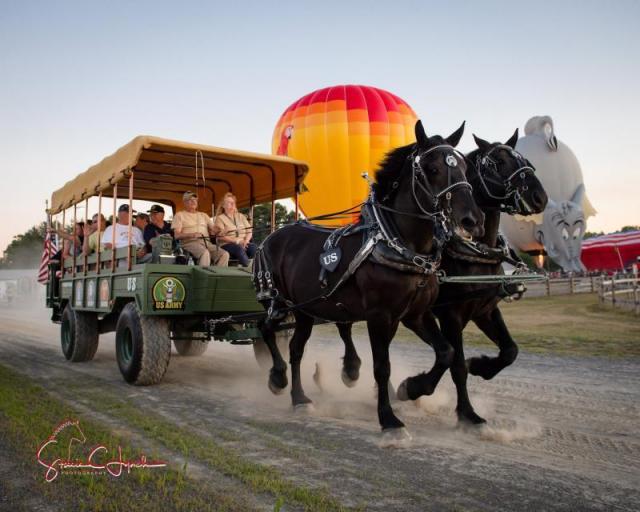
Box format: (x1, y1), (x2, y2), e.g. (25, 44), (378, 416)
(254, 120), (484, 433)
(334, 130), (548, 424)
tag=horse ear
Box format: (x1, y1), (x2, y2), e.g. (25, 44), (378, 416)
(446, 121), (465, 147)
(414, 120), (429, 147)
(505, 128), (519, 149)
(473, 134), (491, 152)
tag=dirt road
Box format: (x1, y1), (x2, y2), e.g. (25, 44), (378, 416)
(0, 301), (638, 511)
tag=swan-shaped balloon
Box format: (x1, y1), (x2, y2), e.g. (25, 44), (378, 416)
(500, 116), (597, 272)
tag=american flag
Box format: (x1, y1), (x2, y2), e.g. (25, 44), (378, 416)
(37, 231), (58, 284)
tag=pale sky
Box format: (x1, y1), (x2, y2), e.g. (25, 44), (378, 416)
(1, 0), (639, 253)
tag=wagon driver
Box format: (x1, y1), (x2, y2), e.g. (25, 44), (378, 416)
(173, 191), (230, 267)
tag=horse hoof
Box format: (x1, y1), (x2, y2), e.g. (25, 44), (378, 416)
(268, 380), (285, 395)
(379, 427), (412, 448)
(396, 380), (410, 401)
(293, 402), (315, 413)
(457, 410), (487, 426)
(341, 369), (358, 388)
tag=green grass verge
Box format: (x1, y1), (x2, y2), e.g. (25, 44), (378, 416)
(0, 363), (352, 512)
(62, 380), (352, 512)
(323, 293), (640, 358)
(0, 364), (253, 511)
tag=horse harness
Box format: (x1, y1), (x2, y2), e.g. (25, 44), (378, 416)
(469, 144), (536, 215)
(252, 144), (472, 319)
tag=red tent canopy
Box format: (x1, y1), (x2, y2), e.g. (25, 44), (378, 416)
(581, 231), (640, 271)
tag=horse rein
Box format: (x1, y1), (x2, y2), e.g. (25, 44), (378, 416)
(471, 144), (536, 214)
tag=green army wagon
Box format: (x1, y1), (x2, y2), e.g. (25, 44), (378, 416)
(45, 136), (307, 385)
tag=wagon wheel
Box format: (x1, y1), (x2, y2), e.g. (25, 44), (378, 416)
(115, 302), (171, 385)
(60, 305), (99, 362)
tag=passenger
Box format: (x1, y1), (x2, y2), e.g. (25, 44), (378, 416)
(82, 213), (106, 256)
(172, 192), (229, 267)
(214, 192), (256, 267)
(135, 212), (149, 232)
(58, 222), (84, 258)
(143, 204), (172, 253)
(101, 204), (146, 259)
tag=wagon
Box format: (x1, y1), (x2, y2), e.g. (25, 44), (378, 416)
(45, 136), (308, 385)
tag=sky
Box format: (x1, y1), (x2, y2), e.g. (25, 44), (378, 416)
(1, 0), (639, 253)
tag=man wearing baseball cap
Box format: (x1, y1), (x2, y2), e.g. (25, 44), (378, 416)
(143, 204), (172, 253)
(172, 192), (229, 267)
(101, 204), (145, 257)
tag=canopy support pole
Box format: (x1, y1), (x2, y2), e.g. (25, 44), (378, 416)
(72, 203), (77, 277)
(61, 209), (66, 279)
(97, 192), (102, 274)
(111, 183), (117, 273)
(83, 197), (89, 275)
(128, 170), (134, 271)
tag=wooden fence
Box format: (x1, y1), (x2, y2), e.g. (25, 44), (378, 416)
(524, 275), (598, 298)
(598, 276), (640, 315)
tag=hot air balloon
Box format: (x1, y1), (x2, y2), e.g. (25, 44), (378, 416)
(272, 85), (418, 224)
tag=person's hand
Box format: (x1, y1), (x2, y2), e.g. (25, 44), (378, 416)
(136, 247), (146, 257)
(242, 239), (249, 249)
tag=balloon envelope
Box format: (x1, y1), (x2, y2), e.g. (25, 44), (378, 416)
(272, 85), (418, 224)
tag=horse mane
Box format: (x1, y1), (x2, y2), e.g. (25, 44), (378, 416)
(373, 136), (446, 200)
(372, 143), (414, 200)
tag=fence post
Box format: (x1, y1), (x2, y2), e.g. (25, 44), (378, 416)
(634, 279), (639, 315)
(611, 275), (616, 306)
(569, 274), (575, 294)
(545, 277), (551, 297)
(590, 275), (595, 293)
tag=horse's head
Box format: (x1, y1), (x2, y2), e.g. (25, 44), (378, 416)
(412, 120), (485, 239)
(469, 130), (548, 215)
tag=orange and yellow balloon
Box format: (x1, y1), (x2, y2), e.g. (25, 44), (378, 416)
(272, 85), (418, 225)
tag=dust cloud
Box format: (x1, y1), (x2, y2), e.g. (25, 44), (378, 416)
(0, 286), (542, 447)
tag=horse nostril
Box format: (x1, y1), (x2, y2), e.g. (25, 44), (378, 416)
(461, 216), (477, 232)
(532, 190), (548, 209)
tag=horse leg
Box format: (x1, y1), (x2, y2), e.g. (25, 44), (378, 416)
(440, 317), (486, 425)
(289, 312), (315, 407)
(397, 312), (454, 401)
(366, 315), (404, 431)
(467, 307), (518, 380)
(337, 323), (361, 387)
(260, 320), (289, 394)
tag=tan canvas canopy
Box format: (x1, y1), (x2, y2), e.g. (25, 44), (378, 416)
(49, 136), (309, 215)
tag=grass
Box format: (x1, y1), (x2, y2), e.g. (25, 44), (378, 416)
(0, 364), (252, 512)
(0, 363), (352, 512)
(62, 381), (351, 512)
(329, 293), (640, 358)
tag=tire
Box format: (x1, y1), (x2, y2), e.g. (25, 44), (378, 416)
(253, 329), (291, 370)
(173, 335), (208, 356)
(115, 302), (171, 385)
(61, 305), (99, 362)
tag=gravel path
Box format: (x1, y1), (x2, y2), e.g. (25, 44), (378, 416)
(0, 303), (638, 511)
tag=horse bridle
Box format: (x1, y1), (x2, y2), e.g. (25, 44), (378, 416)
(471, 144), (536, 214)
(379, 144), (473, 222)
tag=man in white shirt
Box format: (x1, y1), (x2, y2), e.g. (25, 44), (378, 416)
(101, 204), (146, 259)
